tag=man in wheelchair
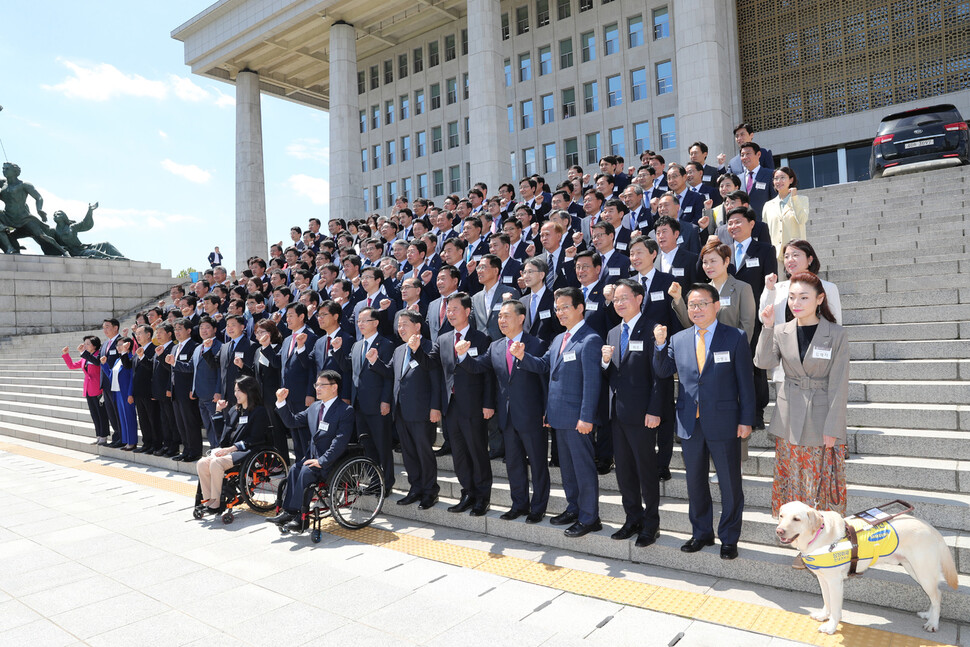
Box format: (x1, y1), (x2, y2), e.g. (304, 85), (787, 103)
(268, 370), (355, 532)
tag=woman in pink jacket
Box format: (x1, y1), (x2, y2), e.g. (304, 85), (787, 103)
(62, 336), (111, 445)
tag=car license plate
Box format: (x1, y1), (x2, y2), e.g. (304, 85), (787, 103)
(904, 138), (934, 149)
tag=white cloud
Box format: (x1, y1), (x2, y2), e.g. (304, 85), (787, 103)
(168, 75), (211, 102)
(288, 174), (329, 206)
(37, 188), (202, 230)
(214, 90), (235, 108)
(158, 130), (168, 139)
(286, 138), (330, 164)
(161, 158), (212, 184)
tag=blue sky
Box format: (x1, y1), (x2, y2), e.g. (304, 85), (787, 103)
(2, 1), (331, 274)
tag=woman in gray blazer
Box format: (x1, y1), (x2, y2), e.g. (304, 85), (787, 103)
(754, 271), (849, 566)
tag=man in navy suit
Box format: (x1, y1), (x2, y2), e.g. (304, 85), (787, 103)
(392, 312), (442, 510)
(538, 221), (577, 291)
(192, 317), (223, 449)
(461, 216), (490, 262)
(688, 141), (723, 188)
(519, 177), (550, 221)
(653, 283), (755, 560)
(95, 318), (124, 447)
(647, 194), (701, 254)
(489, 233), (523, 291)
(737, 142), (777, 220)
(352, 267), (397, 340)
(727, 123), (774, 177)
(269, 370), (355, 531)
(654, 216), (699, 299)
(427, 265), (460, 342)
(513, 287), (603, 538)
(150, 323), (179, 457)
(464, 300), (550, 523)
(590, 222), (630, 285)
(574, 251), (611, 339)
(601, 279), (674, 547)
(502, 218), (530, 262)
(664, 165), (707, 227)
(169, 318), (202, 461)
(311, 301), (354, 403)
(624, 237), (677, 334)
(217, 315), (255, 409)
(520, 258), (565, 346)
(279, 304), (318, 462)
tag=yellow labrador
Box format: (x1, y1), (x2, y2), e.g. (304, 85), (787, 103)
(775, 501), (957, 634)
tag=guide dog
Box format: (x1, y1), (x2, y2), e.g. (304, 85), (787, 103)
(775, 501), (957, 634)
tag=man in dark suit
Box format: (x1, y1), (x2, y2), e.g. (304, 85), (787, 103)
(464, 300), (550, 523)
(520, 258), (564, 346)
(208, 246), (223, 268)
(489, 234), (523, 291)
(335, 306), (396, 492)
(574, 251), (611, 340)
(413, 292), (495, 516)
(427, 265), (460, 341)
(471, 255), (519, 341)
(620, 184), (651, 232)
(653, 283), (755, 560)
(688, 141), (723, 187)
(590, 222), (630, 285)
(519, 177), (550, 221)
(601, 279), (674, 547)
(502, 218), (530, 262)
(192, 317), (223, 449)
(727, 123), (774, 176)
(737, 142), (777, 220)
(663, 165), (707, 227)
(311, 301), (354, 403)
(217, 315), (255, 409)
(537, 221), (577, 291)
(646, 194), (701, 254)
(352, 267), (397, 341)
(461, 216), (489, 262)
(169, 318), (202, 461)
(279, 304), (318, 462)
(625, 237), (677, 335)
(328, 280), (358, 339)
(654, 216), (699, 298)
(269, 370), (355, 531)
(150, 323), (179, 457)
(93, 318), (124, 448)
(513, 287), (603, 538)
(393, 311), (442, 509)
(130, 324), (160, 453)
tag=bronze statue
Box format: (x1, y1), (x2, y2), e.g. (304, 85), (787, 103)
(0, 162), (69, 256)
(52, 202), (126, 259)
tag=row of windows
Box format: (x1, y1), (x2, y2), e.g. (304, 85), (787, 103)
(361, 120), (471, 172)
(358, 30), (469, 94)
(360, 116), (678, 210)
(505, 40), (673, 88)
(359, 75), (470, 133)
(502, 1), (669, 42)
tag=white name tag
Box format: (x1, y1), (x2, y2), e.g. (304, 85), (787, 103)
(234, 352), (244, 359)
(683, 206), (693, 213)
(239, 416), (249, 424)
(813, 347), (832, 360)
(702, 175), (712, 182)
(502, 276), (513, 284)
(608, 268), (620, 276)
(672, 268), (685, 277)
(629, 340), (644, 352)
(538, 309), (552, 320)
(563, 351), (577, 362)
(409, 359), (419, 369)
(719, 297), (732, 307)
(755, 181), (766, 190)
(713, 351), (731, 364)
(472, 255), (483, 262)
(586, 302), (599, 312)
(468, 348), (479, 357)
(616, 242), (627, 250)
(259, 353), (269, 367)
(493, 304), (503, 311)
(109, 350), (117, 356)
(320, 421), (330, 431)
(746, 258), (760, 268)
(179, 354), (188, 361)
(650, 291), (664, 302)
(676, 236), (684, 244)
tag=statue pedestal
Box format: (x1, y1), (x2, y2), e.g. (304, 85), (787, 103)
(0, 255), (176, 337)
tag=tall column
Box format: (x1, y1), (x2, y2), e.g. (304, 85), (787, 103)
(467, 0), (512, 193)
(235, 69), (267, 273)
(672, 0), (741, 164)
(329, 21), (362, 226)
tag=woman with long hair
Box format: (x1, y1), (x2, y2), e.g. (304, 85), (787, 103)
(238, 319), (289, 464)
(762, 167), (809, 267)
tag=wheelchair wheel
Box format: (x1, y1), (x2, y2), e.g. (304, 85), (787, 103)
(311, 529), (322, 543)
(241, 449), (287, 513)
(192, 506), (205, 520)
(329, 456), (385, 529)
(222, 511), (234, 524)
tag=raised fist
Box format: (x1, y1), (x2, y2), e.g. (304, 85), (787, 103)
(215, 399), (228, 412)
(765, 273), (777, 291)
(601, 345), (614, 364)
(760, 304), (775, 328)
(667, 282), (682, 301)
(509, 341), (525, 360)
(61, 346), (69, 355)
(202, 338), (214, 349)
(603, 284), (615, 302)
(295, 332), (308, 348)
(379, 299), (391, 310)
(407, 334), (421, 352)
(455, 339), (471, 355)
(717, 152), (726, 166)
(421, 270), (433, 284)
(572, 231), (583, 246)
(165, 354), (176, 366)
(654, 324), (668, 346)
(525, 243), (536, 258)
(276, 388), (289, 403)
(466, 259), (478, 273)
(365, 347), (379, 364)
(234, 356), (243, 368)
(331, 336), (343, 351)
(698, 215), (711, 230)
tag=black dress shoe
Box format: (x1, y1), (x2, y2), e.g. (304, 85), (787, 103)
(152, 448), (168, 456)
(500, 508), (528, 521)
(548, 459), (559, 467)
(635, 530), (661, 548)
(285, 517), (308, 533)
(181, 455), (200, 463)
(681, 537), (716, 553)
(564, 519), (602, 538)
(525, 511), (544, 524)
(164, 449), (180, 458)
(392, 443), (402, 453)
(434, 445), (452, 457)
(596, 460), (614, 475)
(397, 492), (422, 506)
(549, 511), (578, 526)
(658, 467), (672, 482)
(418, 495), (438, 510)
(267, 511), (294, 525)
(132, 445), (149, 454)
(171, 453), (186, 462)
(447, 495), (474, 513)
(469, 500), (490, 516)
(610, 521), (642, 541)
(107, 440), (125, 449)
(488, 450), (505, 460)
(720, 544), (739, 560)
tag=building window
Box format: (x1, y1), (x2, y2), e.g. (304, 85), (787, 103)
(504, 59), (512, 86)
(447, 121), (459, 149)
(357, 71), (365, 94)
(387, 181), (397, 207)
(398, 53), (408, 78)
(401, 177), (412, 201)
(384, 59), (393, 84)
(659, 115), (676, 149)
(370, 65), (379, 90)
(501, 13), (510, 40)
(433, 170), (444, 196)
(538, 46), (552, 75)
(361, 149), (367, 173)
(564, 137), (579, 166)
(543, 143), (557, 174)
(417, 173), (429, 198)
(374, 185), (382, 210)
(413, 47), (423, 73)
(401, 135), (411, 162)
(656, 61), (673, 95)
(399, 94), (410, 120)
(444, 34), (456, 61)
(508, 105), (515, 133)
(557, 0), (571, 19)
(373, 144), (382, 170)
(562, 87), (576, 118)
(519, 53), (532, 82)
(449, 166), (461, 193)
(371, 104), (380, 129)
(432, 126), (443, 153)
(581, 31), (595, 62)
(537, 0), (550, 27)
(430, 83), (441, 110)
(604, 23), (619, 56)
(653, 7), (669, 40)
(559, 38), (573, 69)
(579, 0), (593, 12)
(416, 131), (427, 157)
(385, 100), (395, 125)
(522, 147), (536, 175)
(414, 89), (425, 115)
(463, 73), (469, 100)
(630, 68), (647, 101)
(583, 81), (598, 113)
(609, 127), (625, 156)
(359, 110), (367, 133)
(521, 99), (534, 129)
(386, 140), (396, 165)
(585, 132), (600, 164)
(446, 78), (458, 105)
(606, 74), (622, 107)
(628, 15), (644, 48)
(461, 29), (468, 56)
(428, 41), (440, 67)
(541, 94), (554, 124)
(516, 6), (529, 34)
(464, 117), (470, 145)
(362, 188), (369, 211)
(633, 121), (650, 155)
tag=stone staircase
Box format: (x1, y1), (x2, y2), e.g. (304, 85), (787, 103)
(0, 166), (968, 623)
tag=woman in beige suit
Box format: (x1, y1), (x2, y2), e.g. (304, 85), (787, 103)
(670, 239), (756, 338)
(762, 167), (809, 267)
(755, 271), (849, 565)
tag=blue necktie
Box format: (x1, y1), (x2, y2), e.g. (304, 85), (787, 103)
(620, 322), (629, 359)
(530, 293), (538, 321)
(402, 346), (411, 377)
(582, 286), (588, 302)
(735, 242), (744, 267)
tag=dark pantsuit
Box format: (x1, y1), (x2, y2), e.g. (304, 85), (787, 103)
(103, 389), (122, 443)
(556, 426), (599, 525)
(680, 419), (744, 545)
(112, 392), (138, 446)
(503, 422), (549, 515)
(86, 395), (110, 439)
(613, 420), (659, 532)
(157, 398), (178, 451)
(356, 411), (394, 492)
(446, 410), (491, 500)
(395, 410), (439, 497)
(173, 397), (203, 457)
(751, 325), (769, 413)
(487, 415), (504, 456)
(594, 419), (613, 465)
(134, 396), (159, 449)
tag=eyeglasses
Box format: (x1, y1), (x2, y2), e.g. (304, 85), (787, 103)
(686, 301), (713, 311)
(554, 305), (574, 313)
(314, 382), (337, 388)
(613, 295), (636, 304)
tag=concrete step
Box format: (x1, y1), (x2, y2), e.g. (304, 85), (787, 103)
(844, 321), (959, 342)
(849, 359), (970, 381)
(811, 211), (969, 239)
(822, 258), (970, 285)
(768, 379), (970, 406)
(835, 273), (970, 297)
(842, 304), (970, 326)
(823, 246), (968, 271)
(849, 339), (970, 360)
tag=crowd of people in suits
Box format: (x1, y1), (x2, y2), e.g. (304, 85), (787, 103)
(60, 122), (849, 561)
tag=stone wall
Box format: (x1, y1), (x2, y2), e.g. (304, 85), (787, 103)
(0, 255), (177, 337)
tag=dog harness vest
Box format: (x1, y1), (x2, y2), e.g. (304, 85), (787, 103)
(800, 518), (899, 571)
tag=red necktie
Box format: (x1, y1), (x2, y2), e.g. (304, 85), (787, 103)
(323, 336), (330, 357)
(454, 330), (462, 358)
(559, 332), (571, 355)
(366, 297), (372, 307)
(439, 301), (447, 326)
(506, 339), (514, 374)
(288, 334), (296, 357)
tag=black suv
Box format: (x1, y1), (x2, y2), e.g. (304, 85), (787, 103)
(869, 104), (969, 179)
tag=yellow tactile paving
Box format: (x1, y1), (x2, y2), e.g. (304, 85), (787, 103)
(0, 440), (955, 647)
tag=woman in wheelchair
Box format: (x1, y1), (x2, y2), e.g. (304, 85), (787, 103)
(195, 375), (273, 515)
